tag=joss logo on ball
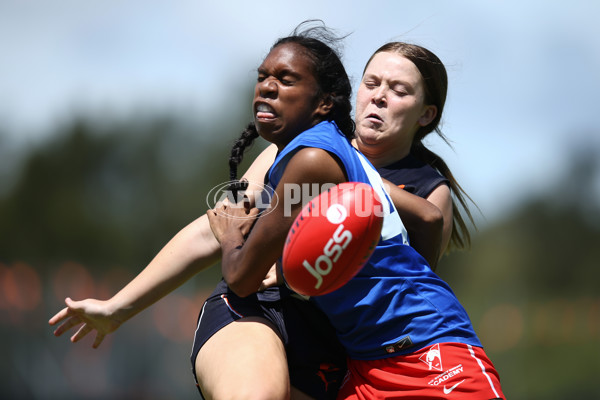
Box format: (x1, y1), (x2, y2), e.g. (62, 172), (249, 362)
(302, 219), (353, 290)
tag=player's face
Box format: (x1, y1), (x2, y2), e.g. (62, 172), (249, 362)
(253, 43), (324, 148)
(355, 52), (436, 161)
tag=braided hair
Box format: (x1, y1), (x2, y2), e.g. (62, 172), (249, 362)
(227, 122), (258, 201)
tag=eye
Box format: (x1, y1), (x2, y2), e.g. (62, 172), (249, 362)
(363, 80), (379, 89)
(391, 85), (409, 97)
(392, 89), (408, 97)
(279, 75), (296, 86)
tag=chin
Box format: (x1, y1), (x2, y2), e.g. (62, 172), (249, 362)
(357, 133), (381, 146)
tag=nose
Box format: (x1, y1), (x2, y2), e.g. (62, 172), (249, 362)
(371, 86), (386, 106)
(258, 77), (278, 98)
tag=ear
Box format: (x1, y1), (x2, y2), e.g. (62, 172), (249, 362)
(313, 94), (334, 119)
(418, 105), (437, 127)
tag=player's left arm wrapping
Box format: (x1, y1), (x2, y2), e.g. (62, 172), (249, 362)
(383, 178), (443, 268)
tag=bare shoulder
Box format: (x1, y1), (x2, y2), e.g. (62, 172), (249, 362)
(284, 147), (346, 185)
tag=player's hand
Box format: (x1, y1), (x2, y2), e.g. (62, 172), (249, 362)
(48, 297), (123, 348)
(258, 264), (282, 291)
(207, 199), (259, 243)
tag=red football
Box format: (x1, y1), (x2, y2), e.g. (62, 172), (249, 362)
(282, 182), (384, 296)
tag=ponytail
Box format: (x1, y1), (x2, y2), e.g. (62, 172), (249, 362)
(411, 141), (477, 251)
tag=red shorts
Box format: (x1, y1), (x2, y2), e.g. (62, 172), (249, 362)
(337, 342), (504, 400)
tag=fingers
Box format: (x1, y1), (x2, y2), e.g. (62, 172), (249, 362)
(50, 297), (108, 348)
(206, 208), (217, 221)
(243, 195), (252, 212)
(259, 264), (280, 290)
(212, 202), (259, 218)
(52, 315), (84, 337)
(48, 306), (71, 325)
(50, 298), (84, 336)
(211, 203), (228, 216)
(209, 201), (259, 241)
(93, 332), (106, 349)
(71, 323), (93, 343)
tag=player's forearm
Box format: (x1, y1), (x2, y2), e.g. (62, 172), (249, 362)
(219, 228), (278, 298)
(383, 179), (443, 267)
(218, 230), (251, 295)
(108, 214), (221, 322)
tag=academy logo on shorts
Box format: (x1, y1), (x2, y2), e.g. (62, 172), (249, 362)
(428, 364), (464, 387)
(419, 343), (443, 371)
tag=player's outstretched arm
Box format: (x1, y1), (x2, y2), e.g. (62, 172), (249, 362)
(48, 213), (222, 347)
(49, 144), (278, 347)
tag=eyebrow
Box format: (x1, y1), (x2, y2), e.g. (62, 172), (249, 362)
(257, 67), (303, 80)
(363, 73), (415, 90)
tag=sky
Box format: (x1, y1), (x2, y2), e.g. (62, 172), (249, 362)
(1, 0), (600, 223)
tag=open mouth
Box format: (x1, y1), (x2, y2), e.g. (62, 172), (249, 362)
(365, 113), (383, 123)
(256, 103), (276, 120)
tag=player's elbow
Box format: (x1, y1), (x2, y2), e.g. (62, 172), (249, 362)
(227, 283), (254, 298)
(422, 206), (444, 236)
(223, 273), (257, 298)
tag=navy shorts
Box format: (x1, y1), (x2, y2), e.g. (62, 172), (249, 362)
(191, 280), (347, 399)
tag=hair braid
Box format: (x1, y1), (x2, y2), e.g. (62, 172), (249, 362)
(227, 122), (259, 201)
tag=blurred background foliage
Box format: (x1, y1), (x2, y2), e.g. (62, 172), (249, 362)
(0, 106), (599, 399)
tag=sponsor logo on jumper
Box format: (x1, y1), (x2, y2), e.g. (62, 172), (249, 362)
(428, 364), (464, 386)
(419, 343), (442, 371)
(443, 379), (465, 395)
